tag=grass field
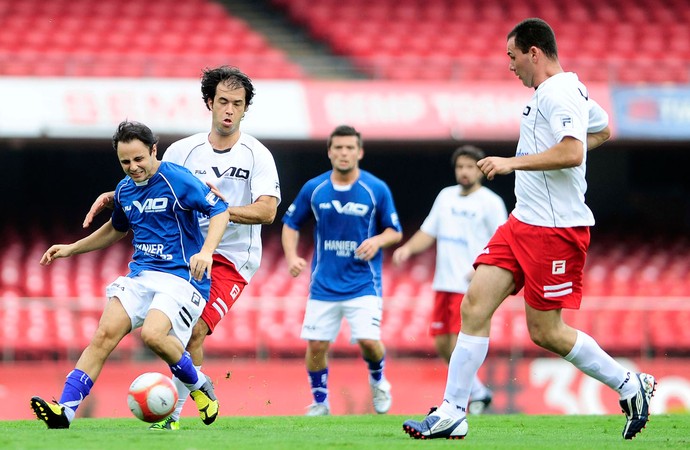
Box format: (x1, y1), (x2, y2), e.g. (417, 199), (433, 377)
(1, 414), (687, 450)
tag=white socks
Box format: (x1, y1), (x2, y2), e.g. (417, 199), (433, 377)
(440, 332), (489, 418)
(171, 364), (203, 421)
(564, 330), (640, 398)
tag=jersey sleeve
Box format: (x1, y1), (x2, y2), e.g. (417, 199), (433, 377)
(250, 148), (282, 205)
(282, 183), (313, 230)
(587, 98), (609, 133)
(545, 80), (589, 145)
(172, 167), (228, 218)
(110, 183), (130, 232)
(376, 183), (402, 232)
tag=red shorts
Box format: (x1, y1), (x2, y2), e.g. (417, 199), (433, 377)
(429, 291), (464, 336)
(474, 214), (589, 311)
(200, 254), (248, 334)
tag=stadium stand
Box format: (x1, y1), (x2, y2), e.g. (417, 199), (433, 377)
(1, 0), (687, 82)
(271, 0), (690, 83)
(3, 223), (690, 359)
(0, 0), (305, 79)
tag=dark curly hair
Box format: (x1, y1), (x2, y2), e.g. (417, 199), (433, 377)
(200, 65), (255, 111)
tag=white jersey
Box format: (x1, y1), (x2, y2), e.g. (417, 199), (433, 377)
(162, 132), (281, 283)
(420, 186), (507, 293)
(513, 72), (602, 228)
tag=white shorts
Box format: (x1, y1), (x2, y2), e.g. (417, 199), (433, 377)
(105, 271), (205, 347)
(300, 295), (383, 343)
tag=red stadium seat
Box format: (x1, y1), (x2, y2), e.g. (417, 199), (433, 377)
(0, 0), (302, 79)
(269, 0), (687, 83)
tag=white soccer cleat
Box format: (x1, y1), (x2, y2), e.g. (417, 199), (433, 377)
(403, 406), (468, 440)
(305, 402), (330, 416)
(371, 378), (392, 414)
(468, 389), (493, 415)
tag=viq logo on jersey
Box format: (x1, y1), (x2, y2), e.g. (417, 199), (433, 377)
(130, 198), (168, 213)
(331, 200), (368, 217)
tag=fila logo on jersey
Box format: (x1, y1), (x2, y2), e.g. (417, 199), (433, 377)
(552, 260), (566, 275)
(129, 198), (168, 213)
(319, 200), (369, 216)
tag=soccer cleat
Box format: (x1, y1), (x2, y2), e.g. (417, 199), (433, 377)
(148, 416), (180, 430)
(305, 402), (330, 416)
(620, 372), (656, 440)
(403, 406), (468, 440)
(468, 390), (493, 415)
(30, 396), (70, 429)
(371, 378), (392, 414)
(190, 376), (219, 425)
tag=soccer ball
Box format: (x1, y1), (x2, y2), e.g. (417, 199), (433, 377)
(127, 372), (178, 422)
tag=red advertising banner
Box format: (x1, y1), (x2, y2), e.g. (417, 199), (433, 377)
(303, 81), (612, 141)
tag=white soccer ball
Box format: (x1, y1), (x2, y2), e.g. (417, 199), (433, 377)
(127, 372), (178, 422)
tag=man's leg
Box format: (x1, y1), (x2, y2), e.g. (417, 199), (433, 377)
(525, 306), (656, 439)
(160, 318), (210, 428)
(359, 339), (391, 414)
(403, 265), (514, 439)
(31, 297), (130, 428)
(306, 340), (331, 416)
(142, 309), (218, 426)
(433, 334), (454, 363)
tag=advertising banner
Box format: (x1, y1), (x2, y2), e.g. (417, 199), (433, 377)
(612, 86), (690, 139)
(0, 78), (614, 142)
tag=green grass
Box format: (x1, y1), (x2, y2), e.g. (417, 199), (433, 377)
(1, 414), (687, 450)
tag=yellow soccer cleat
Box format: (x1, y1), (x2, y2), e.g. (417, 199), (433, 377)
(30, 396), (70, 429)
(190, 376), (219, 425)
(148, 416), (180, 430)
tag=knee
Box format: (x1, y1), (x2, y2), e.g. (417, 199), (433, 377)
(90, 325), (124, 351)
(460, 294), (487, 325)
(527, 323), (556, 350)
(140, 328), (166, 353)
(307, 341), (329, 356)
(358, 339), (380, 354)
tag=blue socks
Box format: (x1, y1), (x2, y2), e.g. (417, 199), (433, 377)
(169, 351), (201, 389)
(308, 368), (329, 404)
(365, 355), (385, 383)
(59, 369), (93, 420)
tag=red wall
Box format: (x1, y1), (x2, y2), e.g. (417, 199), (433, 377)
(4, 356), (689, 421)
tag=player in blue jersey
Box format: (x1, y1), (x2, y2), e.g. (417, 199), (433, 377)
(31, 120), (230, 429)
(281, 125), (403, 416)
(82, 66), (281, 431)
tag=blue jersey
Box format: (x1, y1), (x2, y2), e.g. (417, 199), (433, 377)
(111, 161), (228, 297)
(282, 170), (401, 301)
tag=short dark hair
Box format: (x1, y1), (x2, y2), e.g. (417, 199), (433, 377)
(507, 18), (558, 60)
(327, 125), (362, 149)
(201, 65), (255, 111)
(112, 120), (158, 153)
(451, 145), (485, 166)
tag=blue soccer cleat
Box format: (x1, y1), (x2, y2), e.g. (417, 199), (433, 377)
(403, 406), (468, 440)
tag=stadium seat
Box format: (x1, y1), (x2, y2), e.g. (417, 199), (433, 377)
(271, 0), (688, 83)
(594, 309), (645, 355)
(0, 0), (303, 79)
(4, 224), (690, 358)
